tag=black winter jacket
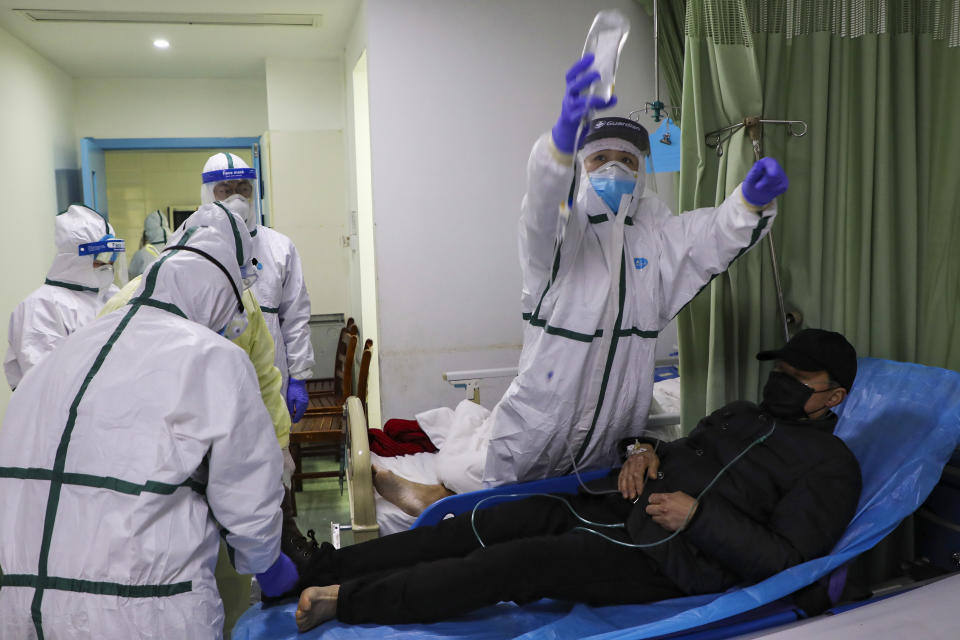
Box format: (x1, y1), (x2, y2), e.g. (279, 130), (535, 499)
(622, 401), (861, 594)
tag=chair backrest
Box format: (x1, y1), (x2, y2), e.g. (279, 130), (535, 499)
(334, 325), (359, 402)
(334, 318), (356, 365)
(356, 339), (374, 416)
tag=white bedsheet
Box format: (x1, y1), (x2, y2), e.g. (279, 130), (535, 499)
(370, 378), (682, 535)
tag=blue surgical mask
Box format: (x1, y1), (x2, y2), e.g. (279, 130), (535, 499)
(588, 161), (638, 214)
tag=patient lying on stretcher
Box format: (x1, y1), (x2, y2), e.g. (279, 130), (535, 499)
(292, 329), (863, 631)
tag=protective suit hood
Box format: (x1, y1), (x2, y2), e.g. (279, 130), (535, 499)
(135, 223), (245, 334)
(47, 204), (117, 290)
(577, 137), (648, 216)
(200, 152), (258, 232)
(143, 209), (171, 246)
(169, 201), (257, 283)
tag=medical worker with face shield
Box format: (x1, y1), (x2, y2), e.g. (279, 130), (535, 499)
(0, 223), (298, 639)
(373, 54), (789, 525)
(200, 152), (315, 424)
(3, 204), (124, 390)
(127, 209), (171, 277)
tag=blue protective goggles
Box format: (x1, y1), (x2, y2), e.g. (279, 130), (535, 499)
(201, 168), (257, 184)
(78, 235), (125, 263)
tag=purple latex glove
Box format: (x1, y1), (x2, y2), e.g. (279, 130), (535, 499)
(286, 377), (308, 424)
(551, 54), (618, 154)
(256, 552), (299, 598)
(742, 157), (789, 207)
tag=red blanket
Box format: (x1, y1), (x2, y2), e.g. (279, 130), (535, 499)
(368, 418), (438, 457)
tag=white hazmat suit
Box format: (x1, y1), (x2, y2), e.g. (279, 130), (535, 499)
(428, 131), (777, 494)
(127, 209), (171, 277)
(0, 224), (283, 640)
(3, 204), (121, 389)
(200, 152), (315, 387)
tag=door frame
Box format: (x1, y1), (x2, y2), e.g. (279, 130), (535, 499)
(80, 136), (266, 224)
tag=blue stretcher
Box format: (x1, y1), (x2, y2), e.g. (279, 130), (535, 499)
(233, 357), (960, 640)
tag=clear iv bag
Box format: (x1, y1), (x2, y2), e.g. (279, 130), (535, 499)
(581, 9), (630, 102)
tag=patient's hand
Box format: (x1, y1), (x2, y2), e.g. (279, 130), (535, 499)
(646, 492), (698, 531)
(618, 445), (660, 499)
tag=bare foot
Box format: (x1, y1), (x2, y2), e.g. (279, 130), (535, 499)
(295, 585), (339, 632)
(372, 464), (454, 517)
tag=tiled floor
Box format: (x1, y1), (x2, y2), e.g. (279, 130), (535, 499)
(290, 455), (356, 547)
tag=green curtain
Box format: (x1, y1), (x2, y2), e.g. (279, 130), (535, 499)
(676, 1), (960, 434)
(671, 0), (960, 586)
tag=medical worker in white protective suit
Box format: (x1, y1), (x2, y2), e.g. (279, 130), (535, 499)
(373, 54), (789, 526)
(0, 223), (299, 639)
(3, 204), (123, 390)
(200, 152), (315, 423)
(99, 201), (311, 632)
(127, 208), (171, 277)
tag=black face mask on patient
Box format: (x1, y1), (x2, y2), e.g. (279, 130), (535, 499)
(760, 371), (815, 420)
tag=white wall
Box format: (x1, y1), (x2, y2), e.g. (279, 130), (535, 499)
(263, 56), (351, 334)
(264, 128), (349, 315)
(365, 0), (658, 420)
(74, 77), (267, 139)
(265, 58), (344, 130)
(0, 25), (76, 419)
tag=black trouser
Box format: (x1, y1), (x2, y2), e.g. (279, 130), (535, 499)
(303, 493), (684, 624)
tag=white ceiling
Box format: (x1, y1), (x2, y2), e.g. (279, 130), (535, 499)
(0, 0), (360, 78)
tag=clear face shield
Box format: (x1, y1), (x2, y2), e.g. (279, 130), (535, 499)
(78, 234), (127, 289)
(201, 165), (262, 232)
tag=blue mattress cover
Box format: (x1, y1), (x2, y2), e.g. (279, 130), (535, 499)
(234, 357), (960, 640)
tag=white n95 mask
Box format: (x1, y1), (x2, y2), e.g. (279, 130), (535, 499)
(222, 193), (257, 232)
(93, 264), (115, 290)
(588, 161), (638, 214)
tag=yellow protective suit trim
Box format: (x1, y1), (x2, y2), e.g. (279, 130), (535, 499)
(547, 137), (575, 166)
(145, 244), (162, 258)
(100, 276), (291, 448)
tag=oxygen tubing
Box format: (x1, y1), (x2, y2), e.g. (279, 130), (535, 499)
(470, 422), (777, 549)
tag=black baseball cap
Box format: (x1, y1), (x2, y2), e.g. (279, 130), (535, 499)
(756, 329), (858, 391)
(583, 117), (650, 154)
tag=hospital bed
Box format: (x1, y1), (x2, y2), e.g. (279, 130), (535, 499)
(328, 397), (379, 548)
(234, 357), (960, 639)
(366, 362), (683, 536)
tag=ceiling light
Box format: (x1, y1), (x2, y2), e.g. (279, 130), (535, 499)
(153, 39), (170, 49)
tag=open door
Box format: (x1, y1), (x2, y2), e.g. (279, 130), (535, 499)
(254, 135), (269, 227)
(80, 137), (108, 218)
(352, 50), (382, 429)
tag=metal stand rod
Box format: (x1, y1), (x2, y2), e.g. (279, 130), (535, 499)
(744, 118), (791, 343)
(766, 229), (790, 343)
(653, 0), (659, 102)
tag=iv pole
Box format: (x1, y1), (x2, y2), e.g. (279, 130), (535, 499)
(704, 117), (808, 342)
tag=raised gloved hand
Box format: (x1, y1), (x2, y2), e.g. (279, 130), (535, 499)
(286, 377), (308, 424)
(551, 53), (618, 154)
(741, 157), (789, 207)
(256, 552), (299, 598)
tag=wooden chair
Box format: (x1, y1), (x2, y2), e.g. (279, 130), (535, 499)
(356, 339), (373, 418)
(290, 329), (358, 493)
(306, 318), (357, 410)
(289, 332), (375, 512)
